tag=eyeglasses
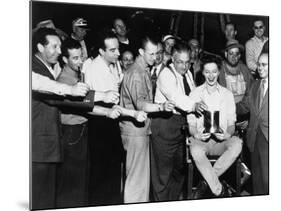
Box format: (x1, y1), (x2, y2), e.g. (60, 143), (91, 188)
(228, 51), (240, 57)
(254, 25), (264, 30)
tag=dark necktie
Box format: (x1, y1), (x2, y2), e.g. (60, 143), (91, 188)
(259, 80), (265, 109)
(189, 62), (194, 79)
(151, 67), (158, 98)
(182, 74), (191, 95)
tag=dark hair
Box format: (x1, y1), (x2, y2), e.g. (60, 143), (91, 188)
(201, 55), (222, 70)
(32, 27), (59, 55)
(96, 28), (118, 51)
(139, 34), (159, 51)
(225, 22), (237, 31)
(171, 41), (191, 56)
(61, 38), (82, 58)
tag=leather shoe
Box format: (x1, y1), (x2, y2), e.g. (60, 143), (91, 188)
(193, 180), (209, 199)
(217, 181), (232, 197)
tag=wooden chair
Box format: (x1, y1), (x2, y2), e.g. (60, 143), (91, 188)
(185, 139), (242, 199)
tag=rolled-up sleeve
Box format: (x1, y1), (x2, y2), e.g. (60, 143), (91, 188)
(129, 78), (150, 110)
(157, 69), (194, 112)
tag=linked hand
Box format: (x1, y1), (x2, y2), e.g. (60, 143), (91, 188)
(71, 82), (89, 96)
(162, 100), (176, 112)
(134, 111), (147, 122)
(106, 107), (122, 119)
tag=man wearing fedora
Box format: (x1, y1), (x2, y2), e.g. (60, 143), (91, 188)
(71, 18), (90, 62)
(219, 39), (253, 105)
(219, 39), (253, 135)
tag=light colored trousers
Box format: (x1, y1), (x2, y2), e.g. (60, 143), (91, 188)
(190, 136), (242, 195)
(121, 135), (150, 203)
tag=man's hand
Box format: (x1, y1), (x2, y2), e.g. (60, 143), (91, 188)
(194, 132), (211, 142)
(194, 101), (208, 115)
(71, 82), (89, 96)
(213, 132), (231, 141)
(106, 107), (122, 119)
(162, 100), (175, 112)
(102, 90), (120, 104)
(236, 120), (249, 130)
(134, 111), (147, 122)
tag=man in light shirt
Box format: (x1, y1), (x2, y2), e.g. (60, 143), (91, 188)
(151, 42), (205, 201)
(120, 35), (175, 203)
(245, 19), (268, 75)
(82, 29), (146, 205)
(187, 57), (242, 199)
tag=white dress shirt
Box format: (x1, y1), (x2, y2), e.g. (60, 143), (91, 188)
(82, 55), (122, 92)
(155, 64), (195, 113)
(245, 36), (268, 72)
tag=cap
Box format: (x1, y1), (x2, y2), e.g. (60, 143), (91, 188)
(72, 18), (89, 28)
(225, 39), (244, 52)
(36, 19), (56, 29)
(162, 34), (176, 42)
(188, 39), (200, 47)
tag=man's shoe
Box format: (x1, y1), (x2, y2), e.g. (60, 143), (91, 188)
(192, 180), (209, 199)
(217, 181), (232, 198)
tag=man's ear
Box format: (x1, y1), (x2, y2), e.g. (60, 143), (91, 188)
(62, 56), (68, 65)
(224, 51), (228, 58)
(99, 48), (105, 57)
(112, 28), (116, 34)
(139, 48), (144, 57)
(37, 43), (44, 53)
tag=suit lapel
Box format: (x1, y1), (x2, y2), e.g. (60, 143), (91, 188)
(253, 81), (261, 112)
(260, 89), (268, 111)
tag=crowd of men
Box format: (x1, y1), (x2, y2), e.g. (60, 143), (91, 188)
(31, 16), (269, 210)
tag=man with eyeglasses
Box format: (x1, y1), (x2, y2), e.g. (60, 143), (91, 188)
(237, 52), (269, 195)
(219, 39), (253, 104)
(150, 42), (207, 201)
(245, 20), (268, 75)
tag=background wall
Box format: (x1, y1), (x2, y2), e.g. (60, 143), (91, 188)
(31, 1), (269, 55)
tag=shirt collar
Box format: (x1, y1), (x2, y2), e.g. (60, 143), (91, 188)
(169, 63), (191, 77)
(253, 35), (268, 43)
(203, 82), (221, 94)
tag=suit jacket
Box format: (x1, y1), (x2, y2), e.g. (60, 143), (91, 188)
(32, 56), (62, 162)
(32, 57), (96, 162)
(237, 79), (269, 152)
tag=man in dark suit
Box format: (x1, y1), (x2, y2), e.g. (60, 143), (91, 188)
(31, 28), (92, 210)
(237, 52), (269, 195)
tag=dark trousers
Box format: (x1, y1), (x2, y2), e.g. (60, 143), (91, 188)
(150, 114), (186, 201)
(251, 127), (269, 195)
(56, 122), (90, 208)
(88, 116), (123, 205)
(31, 162), (58, 210)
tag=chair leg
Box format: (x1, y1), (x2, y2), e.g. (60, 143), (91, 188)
(235, 159), (241, 196)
